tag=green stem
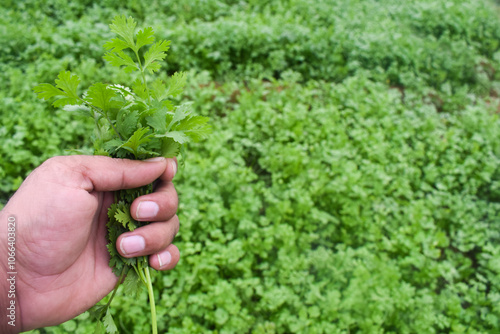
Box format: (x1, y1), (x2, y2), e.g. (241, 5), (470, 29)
(137, 257), (157, 334)
(144, 264), (158, 334)
(134, 50), (151, 104)
(80, 98), (123, 140)
(105, 112), (123, 141)
(106, 266), (128, 309)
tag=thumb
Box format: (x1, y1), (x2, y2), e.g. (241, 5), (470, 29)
(38, 156), (169, 192)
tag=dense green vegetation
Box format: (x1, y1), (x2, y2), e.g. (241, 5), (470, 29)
(2, 0), (500, 333)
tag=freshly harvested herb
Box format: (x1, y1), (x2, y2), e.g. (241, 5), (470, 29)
(33, 15), (211, 334)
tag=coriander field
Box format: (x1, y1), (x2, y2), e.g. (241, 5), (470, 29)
(2, 0), (500, 333)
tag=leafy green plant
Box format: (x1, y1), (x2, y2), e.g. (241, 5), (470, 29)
(33, 15), (211, 333)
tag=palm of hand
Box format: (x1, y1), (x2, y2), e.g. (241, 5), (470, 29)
(10, 165), (118, 330)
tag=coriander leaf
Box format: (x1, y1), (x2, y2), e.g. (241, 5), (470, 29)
(109, 15), (136, 50)
(157, 130), (190, 144)
(132, 79), (149, 100)
(120, 127), (154, 158)
(114, 206), (137, 231)
(162, 100), (174, 111)
(34, 71), (81, 107)
(93, 148), (110, 157)
(88, 304), (107, 321)
(151, 78), (168, 102)
(172, 104), (192, 123)
(33, 83), (65, 102)
(86, 83), (121, 112)
(161, 137), (181, 158)
(136, 27), (155, 52)
(103, 309), (118, 334)
(55, 70), (80, 100)
(103, 38), (129, 53)
(177, 116), (212, 142)
(116, 109), (139, 138)
(143, 40), (171, 72)
(146, 109), (168, 133)
(166, 72), (187, 98)
(103, 51), (138, 73)
(106, 231), (124, 275)
(102, 138), (125, 155)
(167, 103), (192, 131)
(62, 104), (93, 118)
(137, 149), (160, 158)
(123, 269), (144, 298)
(146, 62), (162, 74)
(109, 84), (133, 98)
(94, 321), (105, 334)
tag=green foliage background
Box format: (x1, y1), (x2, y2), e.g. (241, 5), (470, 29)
(2, 0), (500, 333)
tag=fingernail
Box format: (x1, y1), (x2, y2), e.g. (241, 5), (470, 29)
(136, 201), (159, 220)
(144, 157), (165, 162)
(157, 250), (172, 268)
(120, 235), (145, 255)
(170, 159), (177, 178)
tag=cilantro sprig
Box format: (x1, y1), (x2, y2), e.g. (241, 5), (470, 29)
(34, 15), (211, 334)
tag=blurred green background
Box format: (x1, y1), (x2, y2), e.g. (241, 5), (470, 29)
(2, 0), (500, 333)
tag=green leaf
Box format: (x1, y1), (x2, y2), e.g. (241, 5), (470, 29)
(62, 104), (93, 118)
(86, 83), (121, 112)
(33, 83), (65, 101)
(109, 84), (133, 98)
(136, 27), (155, 51)
(123, 269), (144, 298)
(88, 304), (107, 321)
(94, 321), (105, 334)
(102, 138), (125, 152)
(120, 127), (154, 157)
(33, 71), (81, 107)
(103, 38), (129, 53)
(116, 109), (139, 138)
(162, 100), (174, 111)
(150, 78), (168, 102)
(132, 79), (149, 100)
(108, 15), (136, 50)
(146, 108), (167, 133)
(114, 206), (137, 231)
(167, 104), (192, 131)
(157, 130), (190, 144)
(143, 40), (171, 72)
(103, 309), (118, 334)
(55, 70), (80, 100)
(177, 116), (212, 142)
(103, 51), (138, 73)
(161, 137), (181, 158)
(146, 62), (161, 74)
(166, 72), (187, 98)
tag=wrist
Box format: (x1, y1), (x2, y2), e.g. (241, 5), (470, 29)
(0, 209), (21, 334)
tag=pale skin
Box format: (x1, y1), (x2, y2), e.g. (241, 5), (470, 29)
(0, 156), (180, 333)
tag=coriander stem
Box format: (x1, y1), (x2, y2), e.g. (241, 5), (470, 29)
(106, 266), (128, 309)
(134, 50), (151, 104)
(80, 98), (124, 140)
(105, 113), (124, 141)
(144, 264), (158, 334)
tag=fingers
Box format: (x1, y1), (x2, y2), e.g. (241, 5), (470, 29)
(130, 181), (178, 222)
(120, 159), (179, 270)
(158, 157), (178, 182)
(149, 244), (180, 271)
(38, 155), (177, 192)
(116, 215), (180, 270)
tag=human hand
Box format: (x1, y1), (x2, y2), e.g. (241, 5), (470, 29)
(0, 156), (180, 332)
